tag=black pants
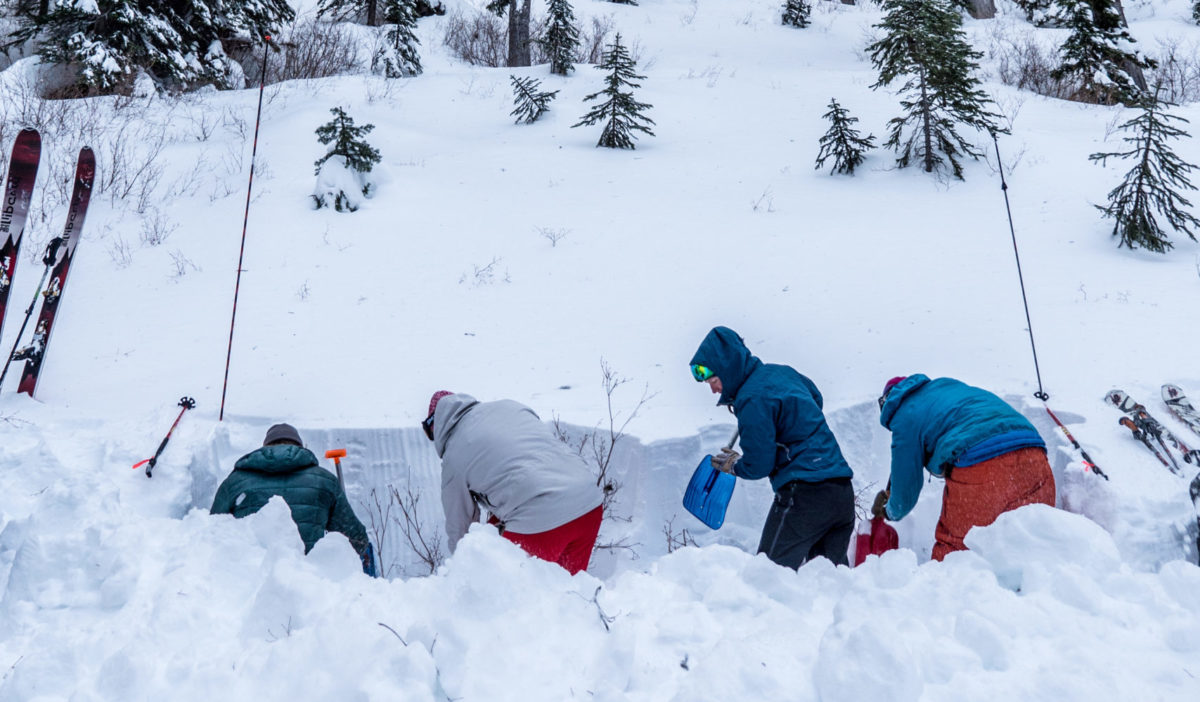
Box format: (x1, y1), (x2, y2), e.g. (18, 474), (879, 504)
(757, 477), (855, 569)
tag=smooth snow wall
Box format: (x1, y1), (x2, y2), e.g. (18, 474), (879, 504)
(179, 397), (1158, 578)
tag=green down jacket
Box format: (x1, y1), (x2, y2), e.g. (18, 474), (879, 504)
(210, 444), (369, 556)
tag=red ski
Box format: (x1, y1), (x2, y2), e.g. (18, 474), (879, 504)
(15, 147), (94, 398)
(0, 128), (41, 338)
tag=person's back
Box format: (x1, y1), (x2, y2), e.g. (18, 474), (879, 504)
(210, 423), (369, 558)
(433, 394), (602, 547)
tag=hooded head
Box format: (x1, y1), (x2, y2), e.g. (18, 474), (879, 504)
(689, 326), (762, 405)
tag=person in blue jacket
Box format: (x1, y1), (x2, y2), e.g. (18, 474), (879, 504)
(690, 326), (855, 568)
(872, 375), (1056, 561)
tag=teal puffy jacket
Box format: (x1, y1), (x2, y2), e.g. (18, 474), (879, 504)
(210, 444), (369, 557)
(879, 374), (1045, 521)
(690, 326), (853, 491)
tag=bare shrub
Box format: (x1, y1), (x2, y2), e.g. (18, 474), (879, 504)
(991, 34), (1073, 100)
(442, 8), (508, 67)
(139, 209), (178, 247)
(169, 249), (199, 278)
(536, 226), (569, 246)
(231, 19), (364, 84)
(577, 16), (616, 65)
(553, 360), (656, 527)
(663, 516), (697, 553)
(362, 484), (447, 578)
(106, 233), (133, 269)
(1146, 37), (1200, 105)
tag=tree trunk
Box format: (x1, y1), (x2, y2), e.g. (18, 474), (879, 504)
(507, 0), (532, 67)
(966, 0), (996, 19)
(368, 0), (378, 27)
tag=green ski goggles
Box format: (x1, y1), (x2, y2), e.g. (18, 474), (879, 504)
(691, 364), (715, 382)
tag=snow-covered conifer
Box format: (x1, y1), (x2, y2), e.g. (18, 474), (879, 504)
(374, 0), (423, 77)
(3, 0), (293, 94)
(510, 75), (559, 124)
(572, 34), (655, 149)
(815, 98), (876, 175)
(540, 0), (581, 76)
(867, 0), (1004, 179)
(1089, 92), (1200, 253)
(781, 0), (810, 28)
(313, 107), (383, 213)
(1051, 0), (1151, 106)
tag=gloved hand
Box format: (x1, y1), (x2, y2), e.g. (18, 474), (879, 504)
(871, 489), (890, 520)
(713, 447), (740, 475)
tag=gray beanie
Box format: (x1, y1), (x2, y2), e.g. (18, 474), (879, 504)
(263, 423), (303, 447)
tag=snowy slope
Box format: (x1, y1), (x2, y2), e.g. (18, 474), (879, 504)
(1, 0), (1199, 699)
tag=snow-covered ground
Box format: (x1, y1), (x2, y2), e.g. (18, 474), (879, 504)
(1, 0), (1199, 699)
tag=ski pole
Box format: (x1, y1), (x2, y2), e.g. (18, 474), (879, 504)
(220, 34), (273, 422)
(1042, 405), (1108, 480)
(1119, 416), (1175, 471)
(0, 237), (62, 389)
(325, 448), (347, 489)
(133, 397), (197, 478)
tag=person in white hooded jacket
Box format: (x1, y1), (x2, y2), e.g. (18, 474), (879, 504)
(423, 391), (604, 574)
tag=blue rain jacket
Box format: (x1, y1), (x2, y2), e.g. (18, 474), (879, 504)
(690, 327), (853, 492)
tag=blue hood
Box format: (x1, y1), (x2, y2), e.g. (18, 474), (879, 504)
(689, 326), (763, 406)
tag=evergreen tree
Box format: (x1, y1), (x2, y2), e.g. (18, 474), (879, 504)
(867, 0), (1004, 179)
(313, 107), (382, 212)
(3, 0), (293, 94)
(510, 75), (558, 123)
(540, 0), (581, 76)
(1089, 93), (1200, 253)
(1051, 0), (1151, 106)
(781, 0), (811, 28)
(572, 34), (655, 149)
(815, 98), (876, 175)
(374, 0), (422, 77)
(1194, 0), (1200, 25)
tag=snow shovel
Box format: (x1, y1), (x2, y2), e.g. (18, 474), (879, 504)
(683, 429), (740, 529)
(325, 447), (378, 577)
(853, 517), (899, 566)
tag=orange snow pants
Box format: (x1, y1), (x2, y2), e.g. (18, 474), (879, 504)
(932, 447), (1056, 561)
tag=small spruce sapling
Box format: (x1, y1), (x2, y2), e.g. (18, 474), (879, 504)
(572, 34), (655, 149)
(541, 0), (581, 76)
(1089, 91), (1200, 253)
(815, 98), (876, 175)
(313, 107), (382, 212)
(374, 0), (422, 77)
(510, 75), (559, 124)
(782, 0), (811, 28)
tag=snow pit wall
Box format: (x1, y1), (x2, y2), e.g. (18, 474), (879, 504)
(183, 397), (1109, 578)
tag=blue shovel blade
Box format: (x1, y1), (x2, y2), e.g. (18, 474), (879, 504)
(683, 455), (736, 530)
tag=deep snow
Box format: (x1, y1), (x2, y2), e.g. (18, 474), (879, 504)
(1, 0), (1199, 699)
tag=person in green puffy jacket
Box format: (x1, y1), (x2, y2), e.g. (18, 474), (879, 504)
(210, 423), (370, 561)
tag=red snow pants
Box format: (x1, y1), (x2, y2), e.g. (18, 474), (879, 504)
(932, 447), (1056, 561)
(502, 506), (603, 574)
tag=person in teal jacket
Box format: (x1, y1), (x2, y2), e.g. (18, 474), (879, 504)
(690, 326), (855, 568)
(211, 423), (370, 563)
(873, 375), (1056, 560)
